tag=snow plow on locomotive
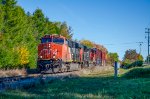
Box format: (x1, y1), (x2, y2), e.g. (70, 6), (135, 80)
(37, 34), (106, 73)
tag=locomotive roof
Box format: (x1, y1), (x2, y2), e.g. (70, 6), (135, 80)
(43, 34), (65, 38)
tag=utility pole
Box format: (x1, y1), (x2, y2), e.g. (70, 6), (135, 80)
(136, 42), (143, 55)
(145, 28), (150, 64)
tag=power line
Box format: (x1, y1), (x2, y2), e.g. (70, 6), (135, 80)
(103, 42), (146, 46)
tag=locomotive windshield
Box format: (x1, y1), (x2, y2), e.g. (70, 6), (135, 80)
(41, 38), (52, 43)
(53, 37), (64, 44)
(41, 37), (64, 44)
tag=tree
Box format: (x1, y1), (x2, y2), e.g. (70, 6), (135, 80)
(32, 9), (73, 39)
(137, 54), (143, 61)
(52, 22), (61, 35)
(94, 44), (107, 52)
(59, 22), (73, 39)
(1, 0), (18, 34)
(107, 52), (119, 66)
(0, 4), (3, 33)
(0, 0), (19, 68)
(80, 39), (94, 48)
(122, 49), (144, 68)
(123, 49), (139, 62)
(0, 3), (4, 42)
(32, 8), (46, 39)
(0, 0), (37, 68)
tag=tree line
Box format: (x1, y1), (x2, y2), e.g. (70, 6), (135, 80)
(0, 0), (73, 69)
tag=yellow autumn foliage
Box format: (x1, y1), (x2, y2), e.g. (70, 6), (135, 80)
(18, 46), (29, 65)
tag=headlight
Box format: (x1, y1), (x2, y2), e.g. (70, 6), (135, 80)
(53, 56), (56, 58)
(40, 56), (42, 58)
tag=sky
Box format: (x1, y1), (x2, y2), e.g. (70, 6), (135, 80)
(17, 0), (150, 60)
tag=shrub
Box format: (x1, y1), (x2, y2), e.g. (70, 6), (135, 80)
(131, 60), (143, 67)
(122, 67), (150, 78)
(121, 59), (131, 69)
(121, 60), (143, 69)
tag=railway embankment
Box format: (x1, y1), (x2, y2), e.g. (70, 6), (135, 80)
(0, 71), (79, 92)
(0, 66), (115, 92)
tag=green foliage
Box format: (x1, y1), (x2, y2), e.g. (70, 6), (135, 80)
(0, 4), (3, 32)
(59, 22), (73, 39)
(122, 60), (143, 69)
(107, 52), (119, 66)
(122, 67), (150, 78)
(121, 59), (131, 67)
(132, 60), (143, 67)
(0, 0), (74, 69)
(32, 8), (46, 39)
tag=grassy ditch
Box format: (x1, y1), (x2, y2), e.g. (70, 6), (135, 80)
(0, 66), (150, 99)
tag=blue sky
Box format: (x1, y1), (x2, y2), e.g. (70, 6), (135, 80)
(17, 0), (150, 60)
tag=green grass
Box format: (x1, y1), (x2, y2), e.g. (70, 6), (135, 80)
(122, 67), (150, 78)
(0, 66), (150, 99)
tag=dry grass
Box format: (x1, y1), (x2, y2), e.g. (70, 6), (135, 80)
(77, 66), (114, 77)
(0, 69), (27, 78)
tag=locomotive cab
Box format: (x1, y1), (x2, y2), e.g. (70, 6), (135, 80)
(38, 35), (67, 60)
(37, 35), (72, 72)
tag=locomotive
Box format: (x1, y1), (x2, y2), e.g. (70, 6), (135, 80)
(37, 34), (106, 73)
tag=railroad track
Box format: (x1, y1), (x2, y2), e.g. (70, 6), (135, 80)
(0, 71), (79, 91)
(0, 65), (98, 91)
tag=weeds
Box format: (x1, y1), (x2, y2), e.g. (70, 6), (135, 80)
(0, 69), (27, 77)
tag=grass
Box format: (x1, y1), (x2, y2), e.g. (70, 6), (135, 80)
(122, 67), (150, 78)
(0, 66), (150, 99)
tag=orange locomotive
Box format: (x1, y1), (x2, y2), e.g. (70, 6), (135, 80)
(37, 34), (106, 73)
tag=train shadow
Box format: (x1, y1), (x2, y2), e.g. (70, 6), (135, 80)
(26, 69), (38, 74)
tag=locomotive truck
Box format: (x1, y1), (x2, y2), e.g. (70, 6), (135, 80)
(37, 34), (106, 73)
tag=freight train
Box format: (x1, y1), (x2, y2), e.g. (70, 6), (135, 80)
(37, 34), (106, 73)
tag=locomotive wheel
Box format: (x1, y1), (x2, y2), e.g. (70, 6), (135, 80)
(51, 66), (59, 73)
(58, 63), (63, 73)
(80, 63), (84, 69)
(66, 65), (70, 72)
(62, 67), (67, 72)
(61, 64), (67, 72)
